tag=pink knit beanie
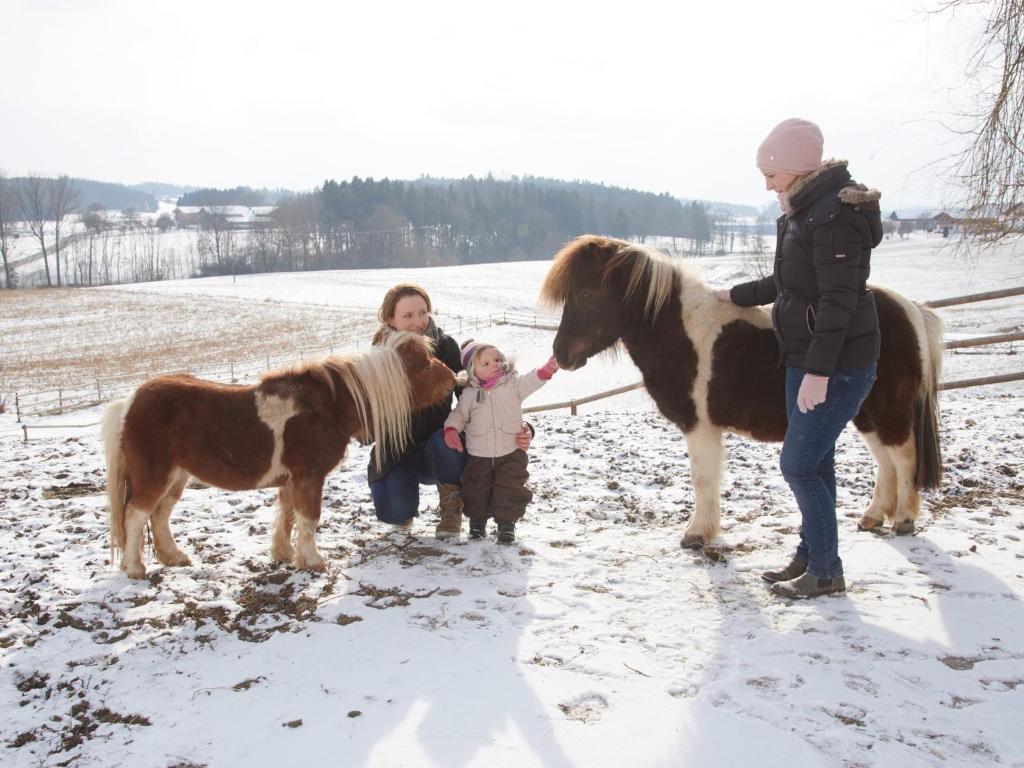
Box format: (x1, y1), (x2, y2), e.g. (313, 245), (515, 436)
(756, 118), (824, 174)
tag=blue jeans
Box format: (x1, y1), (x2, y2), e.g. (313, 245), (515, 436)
(369, 428), (468, 524)
(780, 363), (877, 579)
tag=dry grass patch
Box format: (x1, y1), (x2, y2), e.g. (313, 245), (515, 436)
(1, 287), (376, 393)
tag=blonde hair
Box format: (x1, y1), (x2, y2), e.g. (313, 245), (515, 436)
(372, 283), (433, 344)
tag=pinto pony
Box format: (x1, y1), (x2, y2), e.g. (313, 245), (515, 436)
(101, 332), (455, 579)
(540, 236), (943, 548)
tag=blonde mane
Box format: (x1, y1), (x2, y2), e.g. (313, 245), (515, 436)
(274, 333), (430, 470)
(540, 235), (690, 321)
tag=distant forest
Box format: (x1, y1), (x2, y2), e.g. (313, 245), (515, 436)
(191, 175), (717, 275)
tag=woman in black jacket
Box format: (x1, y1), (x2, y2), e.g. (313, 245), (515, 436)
(368, 284), (532, 538)
(718, 118), (882, 599)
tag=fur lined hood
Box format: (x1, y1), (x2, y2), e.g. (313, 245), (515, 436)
(780, 159), (881, 215)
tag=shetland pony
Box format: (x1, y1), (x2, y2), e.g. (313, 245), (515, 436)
(101, 332), (455, 578)
(540, 235), (943, 549)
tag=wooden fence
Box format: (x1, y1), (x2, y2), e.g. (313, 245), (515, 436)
(8, 287), (1021, 438)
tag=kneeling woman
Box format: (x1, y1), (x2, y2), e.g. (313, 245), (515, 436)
(367, 284), (531, 538)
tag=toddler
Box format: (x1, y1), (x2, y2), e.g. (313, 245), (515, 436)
(443, 340), (558, 543)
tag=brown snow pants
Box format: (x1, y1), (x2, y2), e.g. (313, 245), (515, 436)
(461, 450), (532, 523)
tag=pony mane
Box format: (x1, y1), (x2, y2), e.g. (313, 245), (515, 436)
(540, 235), (683, 321)
(272, 333), (429, 470)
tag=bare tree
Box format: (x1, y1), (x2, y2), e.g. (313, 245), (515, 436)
(17, 173), (52, 286)
(50, 175), (79, 286)
(943, 0), (1024, 243)
(0, 170), (18, 288)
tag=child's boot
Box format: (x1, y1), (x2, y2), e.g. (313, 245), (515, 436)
(469, 519), (487, 540)
(496, 521), (516, 545)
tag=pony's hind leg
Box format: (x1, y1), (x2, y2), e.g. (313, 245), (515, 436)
(858, 430), (897, 532)
(681, 425), (724, 549)
(151, 471), (192, 567)
(121, 504), (153, 579)
(288, 476), (327, 572)
(270, 483), (297, 563)
(889, 437), (921, 535)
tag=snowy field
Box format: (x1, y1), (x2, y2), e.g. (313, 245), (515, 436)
(0, 236), (1022, 767)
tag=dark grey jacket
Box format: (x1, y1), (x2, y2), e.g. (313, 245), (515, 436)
(730, 161), (882, 375)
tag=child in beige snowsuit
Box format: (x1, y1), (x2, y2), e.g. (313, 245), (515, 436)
(443, 340), (558, 543)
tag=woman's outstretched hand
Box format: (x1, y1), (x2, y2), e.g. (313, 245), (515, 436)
(715, 288), (732, 302)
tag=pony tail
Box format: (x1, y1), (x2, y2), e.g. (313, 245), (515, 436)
(101, 398), (130, 557)
(914, 305), (944, 489)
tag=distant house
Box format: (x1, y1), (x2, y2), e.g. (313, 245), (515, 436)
(173, 205), (277, 229)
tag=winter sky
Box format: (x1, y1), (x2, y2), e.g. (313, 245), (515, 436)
(3, 0), (988, 209)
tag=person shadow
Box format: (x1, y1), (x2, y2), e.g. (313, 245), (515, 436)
(669, 525), (1024, 766)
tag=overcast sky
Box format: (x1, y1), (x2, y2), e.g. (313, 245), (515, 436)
(2, 0), (988, 209)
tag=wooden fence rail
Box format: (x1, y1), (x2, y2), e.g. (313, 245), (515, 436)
(8, 285), (1023, 424)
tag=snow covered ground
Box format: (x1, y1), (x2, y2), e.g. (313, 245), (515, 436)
(0, 235), (1022, 767)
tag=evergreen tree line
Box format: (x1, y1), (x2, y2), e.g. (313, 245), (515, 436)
(203, 175), (714, 274)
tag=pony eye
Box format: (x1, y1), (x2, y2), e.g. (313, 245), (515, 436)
(580, 290), (593, 301)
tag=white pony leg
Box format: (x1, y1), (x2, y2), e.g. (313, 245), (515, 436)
(293, 514), (326, 572)
(270, 484), (297, 563)
(121, 505), (150, 579)
(889, 438), (921, 534)
(682, 426), (724, 547)
(859, 430), (896, 530)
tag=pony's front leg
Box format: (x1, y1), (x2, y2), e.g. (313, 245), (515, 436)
(270, 484), (296, 563)
(681, 425), (724, 549)
(289, 476), (327, 572)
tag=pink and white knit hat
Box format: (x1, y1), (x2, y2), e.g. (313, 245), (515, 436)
(459, 339), (499, 377)
(756, 118), (824, 174)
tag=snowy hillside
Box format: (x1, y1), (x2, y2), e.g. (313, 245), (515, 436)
(0, 235), (1022, 767)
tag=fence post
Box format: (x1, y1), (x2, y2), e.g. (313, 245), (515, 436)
(22, 424), (28, 443)
(230, 362), (235, 382)
(570, 400), (577, 416)
(58, 387), (63, 414)
(96, 379), (102, 403)
(14, 392), (20, 423)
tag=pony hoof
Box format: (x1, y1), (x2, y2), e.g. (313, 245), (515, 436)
(680, 534), (705, 550)
(123, 565), (147, 580)
(270, 546), (296, 563)
(857, 516), (884, 532)
(156, 551), (192, 567)
(892, 520), (916, 535)
(294, 556), (327, 572)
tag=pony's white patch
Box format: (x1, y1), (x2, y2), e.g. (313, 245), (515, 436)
(255, 392), (298, 487)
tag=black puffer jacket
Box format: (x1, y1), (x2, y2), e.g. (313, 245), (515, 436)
(366, 318), (463, 483)
(730, 161), (882, 375)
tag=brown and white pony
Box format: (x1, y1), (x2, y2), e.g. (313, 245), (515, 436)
(540, 235), (943, 548)
(101, 332), (455, 579)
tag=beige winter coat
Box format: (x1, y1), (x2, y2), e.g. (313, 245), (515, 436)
(444, 369), (547, 458)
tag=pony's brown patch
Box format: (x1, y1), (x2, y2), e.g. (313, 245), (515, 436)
(707, 320), (788, 440)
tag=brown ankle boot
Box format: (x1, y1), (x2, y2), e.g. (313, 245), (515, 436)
(761, 557), (808, 584)
(435, 483), (463, 539)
